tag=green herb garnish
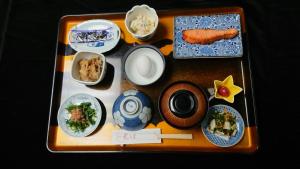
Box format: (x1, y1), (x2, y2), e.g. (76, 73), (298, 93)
(65, 102), (97, 132)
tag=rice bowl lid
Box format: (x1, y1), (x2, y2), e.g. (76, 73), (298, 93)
(124, 45), (165, 85)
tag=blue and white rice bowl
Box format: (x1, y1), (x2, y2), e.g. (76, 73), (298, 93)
(112, 90), (152, 130)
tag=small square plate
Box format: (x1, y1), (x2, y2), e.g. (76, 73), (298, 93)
(174, 14), (243, 59)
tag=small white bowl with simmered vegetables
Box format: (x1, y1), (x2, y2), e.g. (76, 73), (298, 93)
(71, 51), (107, 85)
(125, 4), (159, 40)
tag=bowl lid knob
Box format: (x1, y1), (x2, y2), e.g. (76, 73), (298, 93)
(122, 97), (140, 115)
(169, 90), (197, 118)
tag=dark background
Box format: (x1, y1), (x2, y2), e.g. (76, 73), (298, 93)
(0, 0), (299, 168)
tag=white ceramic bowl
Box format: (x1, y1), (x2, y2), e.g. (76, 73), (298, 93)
(71, 51), (107, 85)
(124, 45), (165, 86)
(125, 4), (159, 40)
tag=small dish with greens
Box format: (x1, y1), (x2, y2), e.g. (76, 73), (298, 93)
(207, 108), (237, 140)
(201, 104), (244, 147)
(57, 93), (102, 137)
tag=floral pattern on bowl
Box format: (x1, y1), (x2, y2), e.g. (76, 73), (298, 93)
(174, 14), (243, 58)
(139, 107), (152, 123)
(113, 111), (125, 127)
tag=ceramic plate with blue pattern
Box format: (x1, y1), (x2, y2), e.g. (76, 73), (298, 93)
(68, 19), (120, 54)
(174, 14), (243, 58)
(201, 104), (245, 147)
(57, 93), (102, 137)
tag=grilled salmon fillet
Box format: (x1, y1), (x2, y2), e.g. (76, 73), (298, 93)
(182, 28), (238, 44)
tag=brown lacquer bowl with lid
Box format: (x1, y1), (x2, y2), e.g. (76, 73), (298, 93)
(158, 81), (208, 129)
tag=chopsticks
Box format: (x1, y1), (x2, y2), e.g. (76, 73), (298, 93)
(159, 134), (193, 139)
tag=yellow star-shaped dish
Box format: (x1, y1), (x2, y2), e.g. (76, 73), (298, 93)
(214, 75), (243, 103)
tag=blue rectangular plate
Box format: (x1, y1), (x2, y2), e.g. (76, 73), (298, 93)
(173, 14), (243, 59)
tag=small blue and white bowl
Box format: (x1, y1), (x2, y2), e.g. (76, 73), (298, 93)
(201, 104), (245, 147)
(112, 89), (152, 130)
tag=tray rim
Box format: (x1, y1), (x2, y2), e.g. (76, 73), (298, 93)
(240, 11), (260, 151)
(46, 6), (259, 153)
